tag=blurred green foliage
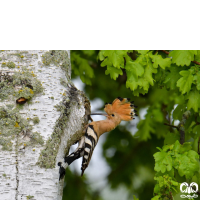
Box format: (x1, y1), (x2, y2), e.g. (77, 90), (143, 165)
(63, 50), (200, 200)
(63, 168), (102, 200)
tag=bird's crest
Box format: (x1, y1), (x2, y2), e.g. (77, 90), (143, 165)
(104, 97), (136, 121)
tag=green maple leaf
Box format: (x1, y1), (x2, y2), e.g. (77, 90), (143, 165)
(175, 150), (199, 179)
(133, 195), (139, 200)
(154, 151), (173, 173)
(125, 60), (144, 86)
(186, 89), (200, 112)
(179, 142), (192, 154)
(135, 105), (165, 140)
(132, 88), (148, 96)
(135, 111), (155, 141)
(171, 140), (180, 153)
(152, 108), (164, 123)
(71, 53), (94, 85)
(126, 55), (157, 96)
(193, 71), (200, 90)
(125, 60), (144, 77)
(164, 65), (181, 90)
(177, 70), (193, 94)
(99, 50), (131, 80)
(100, 50), (130, 69)
(194, 50), (200, 62)
(135, 119), (154, 141)
(169, 50), (197, 66)
(172, 141), (198, 179)
(141, 59), (157, 88)
(133, 58), (157, 92)
(188, 150), (199, 163)
(122, 51), (159, 96)
(137, 50), (149, 54)
(98, 50), (105, 61)
(173, 104), (186, 120)
(172, 140), (191, 154)
(126, 72), (138, 91)
(151, 54), (171, 69)
(164, 132), (180, 145)
(100, 54), (112, 67)
(193, 125), (200, 136)
(105, 66), (123, 80)
(151, 195), (161, 200)
(153, 183), (160, 194)
(82, 50), (96, 56)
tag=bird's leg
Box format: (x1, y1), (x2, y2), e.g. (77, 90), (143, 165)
(58, 123), (90, 180)
(64, 136), (85, 165)
(58, 136), (85, 180)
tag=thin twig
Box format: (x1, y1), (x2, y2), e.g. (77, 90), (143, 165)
(164, 123), (179, 130)
(169, 191), (173, 200)
(192, 60), (200, 65)
(161, 50), (169, 55)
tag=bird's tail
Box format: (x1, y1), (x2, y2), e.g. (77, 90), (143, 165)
(81, 124), (98, 176)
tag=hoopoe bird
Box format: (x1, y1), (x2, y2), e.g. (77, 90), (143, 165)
(58, 97), (137, 180)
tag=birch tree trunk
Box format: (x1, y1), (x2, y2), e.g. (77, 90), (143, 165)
(0, 50), (90, 200)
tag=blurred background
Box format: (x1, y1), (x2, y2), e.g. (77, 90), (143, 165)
(62, 50), (164, 200)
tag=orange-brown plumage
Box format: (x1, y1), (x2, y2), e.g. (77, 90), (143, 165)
(104, 97), (135, 121)
(81, 97), (136, 175)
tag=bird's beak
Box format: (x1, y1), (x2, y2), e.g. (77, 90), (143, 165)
(90, 113), (107, 116)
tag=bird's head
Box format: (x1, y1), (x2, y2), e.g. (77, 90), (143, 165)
(91, 97), (136, 123)
(104, 97), (136, 122)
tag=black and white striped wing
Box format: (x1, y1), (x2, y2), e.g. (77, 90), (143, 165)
(81, 125), (98, 176)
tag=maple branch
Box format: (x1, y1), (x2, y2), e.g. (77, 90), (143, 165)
(161, 50), (169, 55)
(162, 191), (173, 200)
(161, 50), (200, 65)
(164, 123), (179, 130)
(169, 191), (173, 200)
(178, 111), (191, 145)
(192, 60), (200, 65)
(179, 128), (185, 145)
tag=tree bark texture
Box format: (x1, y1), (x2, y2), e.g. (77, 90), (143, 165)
(0, 50), (90, 200)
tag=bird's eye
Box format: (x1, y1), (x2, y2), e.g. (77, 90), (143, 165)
(112, 114), (115, 117)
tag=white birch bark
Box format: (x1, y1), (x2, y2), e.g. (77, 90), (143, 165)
(0, 50), (90, 200)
